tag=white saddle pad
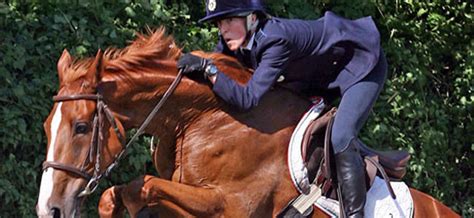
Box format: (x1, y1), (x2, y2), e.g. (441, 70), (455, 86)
(287, 99), (326, 194)
(315, 176), (414, 218)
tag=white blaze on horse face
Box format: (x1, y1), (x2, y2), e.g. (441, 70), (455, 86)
(37, 102), (63, 215)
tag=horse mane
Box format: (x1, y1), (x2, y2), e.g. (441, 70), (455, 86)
(61, 27), (252, 86)
(61, 27), (181, 84)
(103, 27), (181, 73)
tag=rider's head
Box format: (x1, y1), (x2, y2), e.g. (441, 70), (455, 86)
(199, 0), (268, 51)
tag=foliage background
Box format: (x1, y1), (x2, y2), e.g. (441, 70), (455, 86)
(0, 0), (472, 216)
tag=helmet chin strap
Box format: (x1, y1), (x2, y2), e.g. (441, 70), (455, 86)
(246, 13), (259, 34)
(243, 13), (259, 47)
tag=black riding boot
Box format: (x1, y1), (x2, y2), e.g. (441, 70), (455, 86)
(335, 140), (366, 218)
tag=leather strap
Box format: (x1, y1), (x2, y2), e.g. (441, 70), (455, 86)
(365, 156), (397, 199)
(324, 112), (336, 180)
(53, 94), (101, 102)
(43, 161), (92, 180)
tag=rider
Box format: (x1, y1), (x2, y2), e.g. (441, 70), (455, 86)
(178, 0), (388, 217)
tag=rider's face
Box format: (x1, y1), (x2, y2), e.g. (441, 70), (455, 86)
(217, 17), (247, 51)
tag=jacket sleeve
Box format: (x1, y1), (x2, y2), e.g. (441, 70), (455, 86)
(212, 37), (293, 111)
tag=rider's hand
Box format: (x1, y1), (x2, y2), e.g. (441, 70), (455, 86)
(177, 53), (209, 74)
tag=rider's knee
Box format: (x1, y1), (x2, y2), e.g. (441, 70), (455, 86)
(331, 127), (356, 153)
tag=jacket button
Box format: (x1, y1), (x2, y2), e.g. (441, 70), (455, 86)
(333, 61), (338, 65)
(277, 75), (285, 82)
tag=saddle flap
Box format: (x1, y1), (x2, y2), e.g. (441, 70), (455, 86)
(302, 106), (335, 159)
(357, 140), (410, 180)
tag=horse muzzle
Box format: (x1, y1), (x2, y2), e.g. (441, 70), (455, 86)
(36, 207), (61, 218)
(36, 197), (82, 218)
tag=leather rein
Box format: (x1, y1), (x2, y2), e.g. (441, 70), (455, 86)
(43, 69), (184, 197)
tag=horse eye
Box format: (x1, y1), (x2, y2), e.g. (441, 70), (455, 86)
(74, 122), (89, 135)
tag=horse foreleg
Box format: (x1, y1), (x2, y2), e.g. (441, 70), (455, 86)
(121, 175), (225, 217)
(98, 185), (188, 218)
(97, 180), (206, 218)
(99, 185), (126, 218)
(410, 188), (460, 218)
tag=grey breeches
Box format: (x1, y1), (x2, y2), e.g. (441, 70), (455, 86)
(331, 52), (388, 154)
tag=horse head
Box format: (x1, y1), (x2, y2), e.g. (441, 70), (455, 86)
(37, 49), (126, 217)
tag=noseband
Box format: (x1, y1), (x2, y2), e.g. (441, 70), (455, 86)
(43, 70), (184, 197)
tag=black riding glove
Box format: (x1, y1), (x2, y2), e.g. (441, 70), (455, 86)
(177, 53), (209, 74)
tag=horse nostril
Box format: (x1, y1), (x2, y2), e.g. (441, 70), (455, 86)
(51, 207), (61, 218)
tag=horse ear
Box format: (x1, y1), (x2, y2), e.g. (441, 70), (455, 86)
(88, 49), (103, 82)
(57, 49), (73, 84)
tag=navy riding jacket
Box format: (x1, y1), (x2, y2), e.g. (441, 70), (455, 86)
(213, 11), (381, 110)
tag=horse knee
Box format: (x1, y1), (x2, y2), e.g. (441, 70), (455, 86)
(122, 175), (157, 215)
(99, 186), (126, 218)
(124, 175), (154, 198)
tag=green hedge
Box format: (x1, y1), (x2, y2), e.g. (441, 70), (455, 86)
(0, 0), (471, 216)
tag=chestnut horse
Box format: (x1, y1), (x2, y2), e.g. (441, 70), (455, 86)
(37, 29), (459, 218)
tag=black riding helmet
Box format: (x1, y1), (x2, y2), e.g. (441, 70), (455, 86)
(199, 0), (267, 23)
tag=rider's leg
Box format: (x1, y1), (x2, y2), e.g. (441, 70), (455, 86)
(331, 52), (387, 217)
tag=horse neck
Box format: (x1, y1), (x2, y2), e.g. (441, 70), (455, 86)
(101, 67), (219, 137)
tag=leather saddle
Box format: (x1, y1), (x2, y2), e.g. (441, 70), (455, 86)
(303, 107), (411, 199)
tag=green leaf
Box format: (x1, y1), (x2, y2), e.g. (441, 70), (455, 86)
(12, 86), (25, 97)
(75, 45), (87, 55)
(417, 8), (428, 17)
(125, 6), (136, 17)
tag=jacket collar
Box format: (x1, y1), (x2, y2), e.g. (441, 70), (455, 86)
(240, 32), (256, 52)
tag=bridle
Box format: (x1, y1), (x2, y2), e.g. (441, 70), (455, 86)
(42, 70), (184, 197)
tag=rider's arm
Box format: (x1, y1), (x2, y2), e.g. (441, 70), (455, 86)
(211, 37), (293, 111)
